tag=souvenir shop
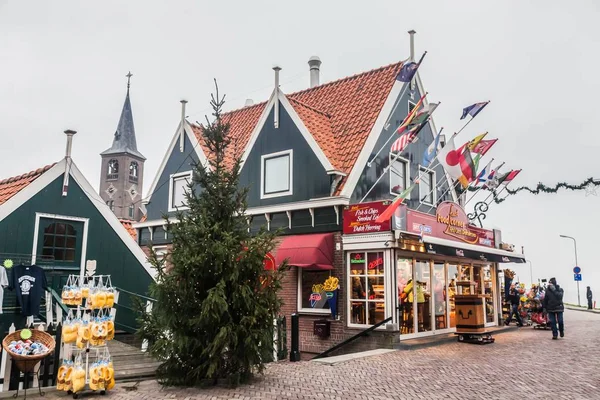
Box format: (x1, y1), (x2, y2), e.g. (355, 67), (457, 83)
(341, 200), (526, 339)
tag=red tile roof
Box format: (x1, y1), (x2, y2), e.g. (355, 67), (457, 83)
(0, 163), (57, 206)
(119, 219), (138, 241)
(191, 61), (403, 189)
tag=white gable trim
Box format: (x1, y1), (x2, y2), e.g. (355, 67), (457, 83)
(239, 91), (277, 170)
(67, 161), (157, 280)
(278, 93), (336, 172)
(0, 158), (156, 280)
(0, 161), (65, 223)
(340, 80), (403, 198)
(415, 72), (458, 202)
(143, 120), (209, 204)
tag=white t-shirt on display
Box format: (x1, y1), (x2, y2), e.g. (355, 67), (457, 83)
(0, 267), (9, 314)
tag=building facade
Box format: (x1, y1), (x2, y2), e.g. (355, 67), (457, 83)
(134, 34), (525, 357)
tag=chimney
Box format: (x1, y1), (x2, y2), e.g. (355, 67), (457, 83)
(62, 129), (76, 197)
(244, 99), (254, 107)
(64, 129), (77, 159)
(179, 100), (187, 152)
(273, 66), (281, 128)
(308, 56), (322, 88)
(408, 30), (416, 61)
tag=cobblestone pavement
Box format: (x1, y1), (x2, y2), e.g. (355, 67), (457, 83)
(30, 310), (600, 400)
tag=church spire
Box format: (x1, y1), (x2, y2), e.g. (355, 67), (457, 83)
(101, 72), (146, 160)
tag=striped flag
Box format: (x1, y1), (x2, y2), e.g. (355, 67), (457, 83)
(472, 138), (497, 156)
(391, 130), (418, 153)
(475, 158), (494, 186)
(396, 94), (427, 134)
(375, 182), (418, 224)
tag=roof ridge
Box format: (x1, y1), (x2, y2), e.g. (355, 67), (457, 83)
(289, 60), (403, 97)
(288, 97), (332, 118)
(211, 60), (403, 119)
(0, 163), (57, 185)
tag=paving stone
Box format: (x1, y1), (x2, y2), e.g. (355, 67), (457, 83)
(21, 310), (600, 399)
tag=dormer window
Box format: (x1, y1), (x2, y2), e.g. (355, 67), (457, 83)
(107, 159), (119, 180)
(261, 150), (293, 199)
(129, 161), (139, 183)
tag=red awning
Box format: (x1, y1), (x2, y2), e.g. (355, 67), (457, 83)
(274, 233), (335, 270)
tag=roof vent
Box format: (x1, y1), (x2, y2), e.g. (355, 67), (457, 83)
(308, 56), (322, 88)
(244, 99), (254, 107)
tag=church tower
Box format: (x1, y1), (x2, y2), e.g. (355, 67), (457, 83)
(99, 72), (146, 221)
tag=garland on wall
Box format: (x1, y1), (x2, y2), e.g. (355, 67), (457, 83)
(465, 177), (600, 204)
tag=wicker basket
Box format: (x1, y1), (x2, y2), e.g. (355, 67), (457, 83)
(2, 330), (56, 372)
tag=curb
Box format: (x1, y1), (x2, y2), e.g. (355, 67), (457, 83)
(566, 306), (600, 314)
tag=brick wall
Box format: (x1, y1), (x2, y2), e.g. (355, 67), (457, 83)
(278, 232), (394, 359)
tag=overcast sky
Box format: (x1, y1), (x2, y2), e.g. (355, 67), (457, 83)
(1, 1), (599, 304)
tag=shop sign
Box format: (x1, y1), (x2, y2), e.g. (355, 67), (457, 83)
(342, 201), (392, 235)
(406, 202), (495, 248)
(368, 257), (383, 270)
(350, 253), (365, 264)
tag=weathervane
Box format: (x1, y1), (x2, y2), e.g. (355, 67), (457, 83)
(126, 71), (133, 91)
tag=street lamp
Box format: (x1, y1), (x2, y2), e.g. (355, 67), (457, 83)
(527, 260), (533, 286)
(559, 234), (580, 307)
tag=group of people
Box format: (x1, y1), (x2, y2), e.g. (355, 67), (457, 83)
(505, 277), (566, 340)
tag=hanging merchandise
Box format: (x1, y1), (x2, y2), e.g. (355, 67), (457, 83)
(58, 274), (117, 398)
(9, 264), (48, 316)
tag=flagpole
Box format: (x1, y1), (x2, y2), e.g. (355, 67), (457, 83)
(360, 115), (434, 203)
(367, 92), (428, 168)
(455, 100), (490, 137)
(383, 83), (411, 131)
(463, 158), (495, 206)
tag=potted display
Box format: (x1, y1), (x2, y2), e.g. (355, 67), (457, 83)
(323, 276), (340, 320)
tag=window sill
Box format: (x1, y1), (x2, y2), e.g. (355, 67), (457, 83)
(298, 309), (332, 316)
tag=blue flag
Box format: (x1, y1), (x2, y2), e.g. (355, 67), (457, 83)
(396, 52), (427, 82)
(422, 127), (443, 167)
(460, 101), (489, 120)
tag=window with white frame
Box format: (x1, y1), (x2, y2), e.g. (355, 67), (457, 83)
(389, 153), (409, 195)
(418, 166), (435, 205)
(169, 172), (192, 211)
(298, 269), (331, 313)
(261, 150), (293, 198)
(348, 251), (385, 326)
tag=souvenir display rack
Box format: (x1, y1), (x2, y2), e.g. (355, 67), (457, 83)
(57, 274), (116, 399)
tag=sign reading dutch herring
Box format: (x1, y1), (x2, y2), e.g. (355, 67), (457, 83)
(406, 201), (495, 247)
(343, 200), (392, 235)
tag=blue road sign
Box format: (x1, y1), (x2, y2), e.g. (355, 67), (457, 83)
(574, 273), (582, 281)
(573, 266), (581, 274)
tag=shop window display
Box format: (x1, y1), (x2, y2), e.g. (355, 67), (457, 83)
(349, 252), (385, 326)
(300, 269), (331, 311)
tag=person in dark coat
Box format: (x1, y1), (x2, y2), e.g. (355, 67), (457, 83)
(543, 277), (565, 339)
(504, 284), (523, 327)
(587, 286), (593, 310)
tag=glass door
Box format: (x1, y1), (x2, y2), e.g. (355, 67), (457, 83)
(397, 258), (414, 335)
(432, 263), (448, 331)
(482, 265), (496, 325)
(447, 264), (458, 329)
(415, 260), (432, 333)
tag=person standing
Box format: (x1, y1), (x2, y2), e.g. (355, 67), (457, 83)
(504, 284), (523, 327)
(543, 277), (565, 339)
(587, 286), (593, 310)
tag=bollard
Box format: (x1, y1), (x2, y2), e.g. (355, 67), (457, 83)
(595, 300), (596, 309)
(290, 313), (301, 362)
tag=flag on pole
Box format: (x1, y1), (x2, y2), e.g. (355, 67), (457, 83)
(458, 147), (476, 188)
(484, 162), (505, 190)
(460, 101), (489, 120)
(375, 181), (418, 224)
(422, 127), (443, 166)
(391, 114), (431, 153)
(407, 102), (439, 131)
(396, 52), (427, 82)
(436, 135), (463, 181)
(472, 138), (497, 156)
(396, 93), (427, 134)
(501, 169), (521, 185)
(475, 158), (494, 185)
(464, 132), (488, 151)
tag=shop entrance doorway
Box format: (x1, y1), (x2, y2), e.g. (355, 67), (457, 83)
(397, 258), (455, 338)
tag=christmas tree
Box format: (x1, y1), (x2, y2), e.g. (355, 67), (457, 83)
(138, 82), (287, 387)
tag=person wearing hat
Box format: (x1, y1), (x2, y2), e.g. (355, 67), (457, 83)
(543, 277), (565, 339)
(586, 286), (593, 310)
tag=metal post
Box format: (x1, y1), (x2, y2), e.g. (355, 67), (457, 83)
(560, 235), (580, 306)
(290, 313), (300, 362)
(527, 260), (533, 286)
